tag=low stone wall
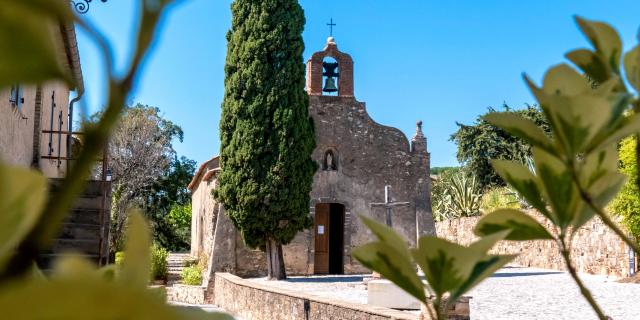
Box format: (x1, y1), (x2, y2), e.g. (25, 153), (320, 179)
(165, 285), (207, 305)
(436, 211), (632, 278)
(214, 273), (419, 320)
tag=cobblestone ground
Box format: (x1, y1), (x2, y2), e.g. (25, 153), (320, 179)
(248, 266), (640, 320)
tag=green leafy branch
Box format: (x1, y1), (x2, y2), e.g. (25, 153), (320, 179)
(475, 16), (640, 320)
(0, 0), (231, 318)
(353, 216), (514, 320)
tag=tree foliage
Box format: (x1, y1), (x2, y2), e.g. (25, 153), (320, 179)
(142, 156), (196, 251)
(451, 104), (550, 190)
(215, 0), (316, 279)
(106, 104), (185, 252)
(610, 137), (640, 239)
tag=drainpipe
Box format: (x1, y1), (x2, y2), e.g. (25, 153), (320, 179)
(66, 92), (82, 172)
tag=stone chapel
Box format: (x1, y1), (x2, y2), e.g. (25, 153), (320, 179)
(189, 37), (435, 279)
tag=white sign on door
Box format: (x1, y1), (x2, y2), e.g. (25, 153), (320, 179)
(317, 225), (325, 235)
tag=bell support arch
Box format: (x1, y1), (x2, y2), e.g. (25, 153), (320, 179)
(306, 37), (354, 98)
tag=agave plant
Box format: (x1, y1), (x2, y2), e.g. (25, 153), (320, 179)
(447, 174), (482, 217)
(434, 172), (482, 220)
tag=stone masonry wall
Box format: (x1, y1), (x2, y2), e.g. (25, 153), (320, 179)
(436, 211), (631, 278)
(214, 273), (418, 320)
(284, 94), (434, 275)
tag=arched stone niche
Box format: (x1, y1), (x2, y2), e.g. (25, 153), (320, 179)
(323, 149), (338, 171)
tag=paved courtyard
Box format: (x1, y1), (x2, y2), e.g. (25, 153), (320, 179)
(247, 266), (640, 320)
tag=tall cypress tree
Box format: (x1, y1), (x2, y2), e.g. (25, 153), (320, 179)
(215, 0), (316, 280)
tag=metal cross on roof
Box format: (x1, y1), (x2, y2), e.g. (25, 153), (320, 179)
(370, 185), (411, 227)
(327, 18), (336, 37)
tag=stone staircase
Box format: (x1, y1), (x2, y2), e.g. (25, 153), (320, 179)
(36, 179), (111, 271)
(165, 252), (208, 304)
(167, 252), (193, 285)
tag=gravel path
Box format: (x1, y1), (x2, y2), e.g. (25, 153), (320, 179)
(470, 266), (640, 320)
(248, 267), (640, 320)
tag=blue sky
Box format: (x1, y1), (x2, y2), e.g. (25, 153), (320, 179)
(75, 0), (640, 168)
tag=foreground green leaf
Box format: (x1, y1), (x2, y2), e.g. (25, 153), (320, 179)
(411, 237), (473, 296)
(359, 215), (413, 260)
(624, 46), (640, 92)
(452, 254), (515, 301)
(0, 275), (233, 320)
(352, 242), (426, 303)
(484, 112), (554, 153)
(0, 0), (73, 88)
(566, 49), (609, 84)
(0, 164), (47, 271)
(491, 160), (548, 216)
(474, 209), (553, 240)
(574, 16), (622, 79)
(120, 211), (152, 287)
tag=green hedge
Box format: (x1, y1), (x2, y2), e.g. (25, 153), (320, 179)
(181, 265), (203, 285)
(480, 187), (520, 213)
(151, 243), (169, 280)
(113, 243), (169, 281)
(610, 137), (640, 240)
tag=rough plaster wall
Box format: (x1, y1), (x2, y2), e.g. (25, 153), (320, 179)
(190, 160), (219, 258)
(436, 211), (631, 278)
(37, 23), (73, 178)
(234, 232), (267, 277)
(0, 86), (37, 166)
(38, 81), (70, 178)
(196, 96), (435, 276)
(282, 95), (434, 275)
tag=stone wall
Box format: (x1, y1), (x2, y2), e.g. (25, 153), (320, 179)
(165, 285), (207, 305)
(297, 93), (434, 275)
(436, 211), (633, 278)
(213, 273), (419, 320)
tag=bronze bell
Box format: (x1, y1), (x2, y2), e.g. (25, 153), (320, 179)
(323, 77), (338, 93)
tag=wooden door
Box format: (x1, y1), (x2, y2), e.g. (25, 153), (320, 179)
(314, 204), (330, 274)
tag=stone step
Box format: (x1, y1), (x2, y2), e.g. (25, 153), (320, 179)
(44, 238), (102, 255)
(49, 178), (106, 198)
(58, 223), (102, 240)
(37, 253), (101, 270)
(63, 209), (103, 225)
(70, 197), (107, 210)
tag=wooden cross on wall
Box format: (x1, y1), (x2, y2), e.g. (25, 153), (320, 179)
(370, 185), (410, 227)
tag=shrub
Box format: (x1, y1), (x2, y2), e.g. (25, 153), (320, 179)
(114, 251), (125, 266)
(181, 265), (203, 285)
(151, 243), (169, 280)
(610, 137), (640, 239)
(480, 187), (520, 213)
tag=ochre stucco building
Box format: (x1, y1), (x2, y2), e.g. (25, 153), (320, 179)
(0, 14), (111, 268)
(0, 22), (83, 178)
(189, 38), (435, 280)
